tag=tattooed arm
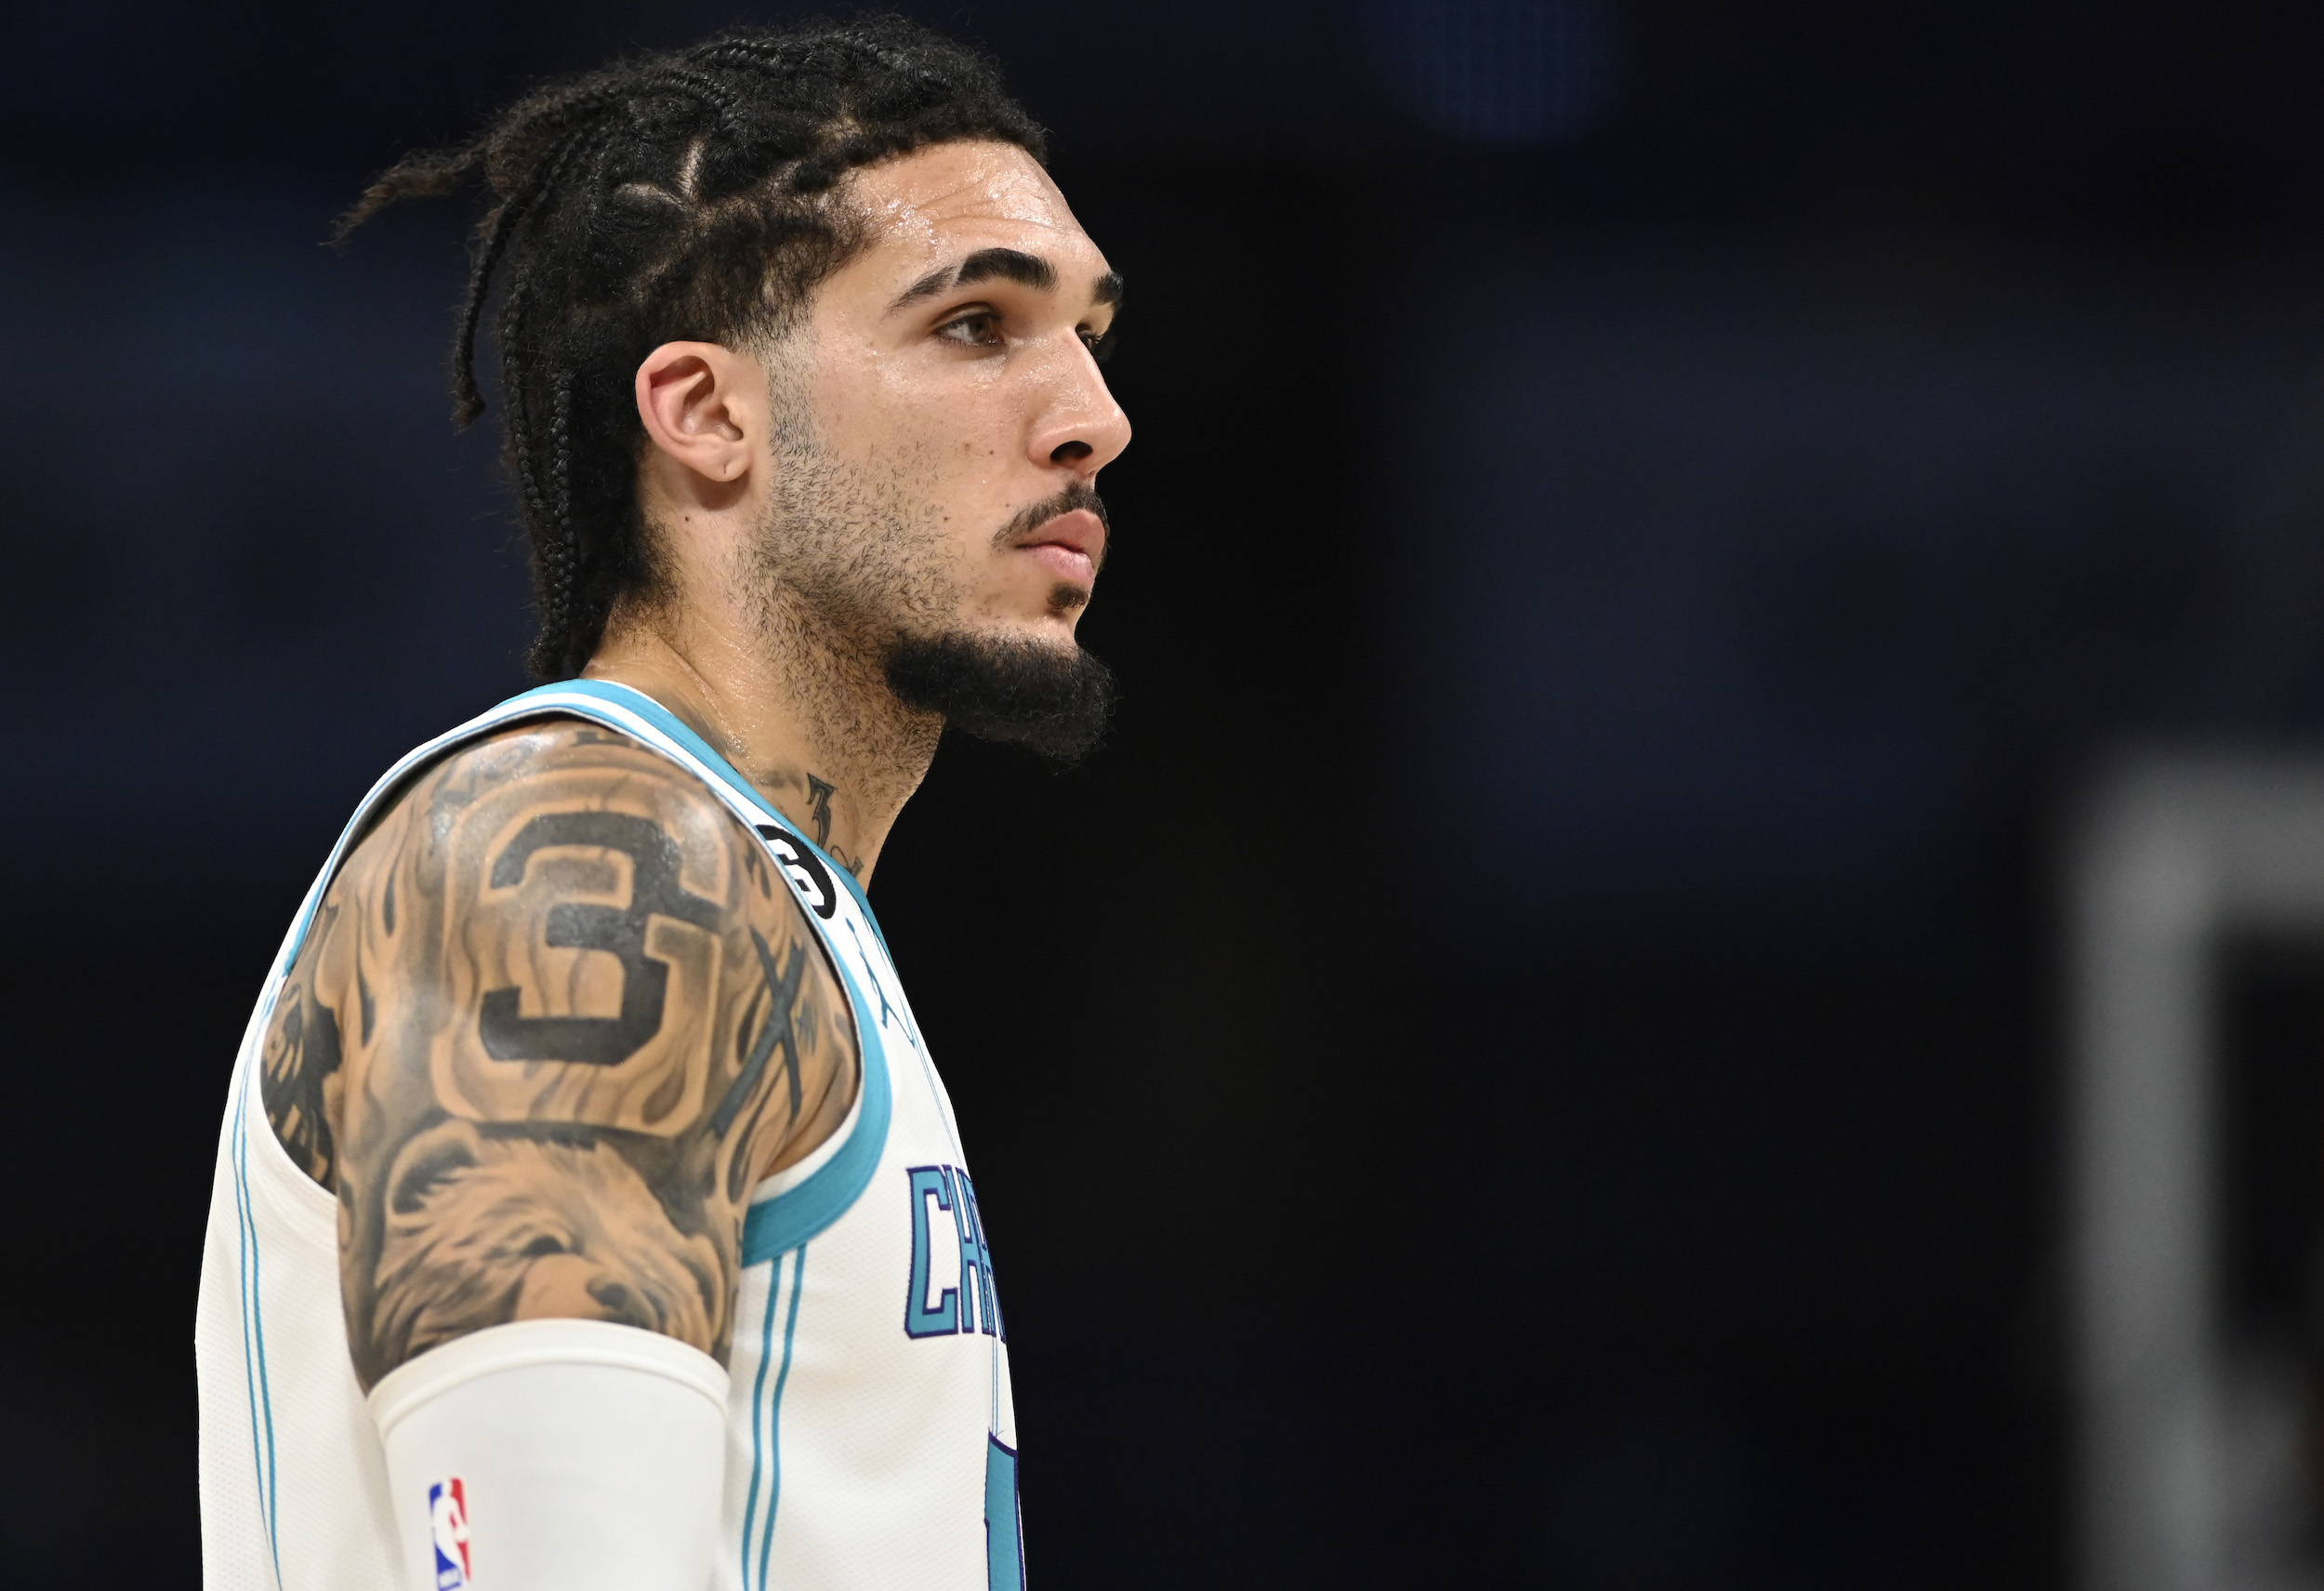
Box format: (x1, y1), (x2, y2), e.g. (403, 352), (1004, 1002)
(260, 723), (858, 1390)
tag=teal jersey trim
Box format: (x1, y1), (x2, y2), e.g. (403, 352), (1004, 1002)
(739, 1277), (774, 1591)
(740, 1245), (808, 1591)
(755, 1246), (809, 1591)
(985, 1436), (1025, 1591)
(226, 1064), (283, 1584)
(740, 939), (892, 1262)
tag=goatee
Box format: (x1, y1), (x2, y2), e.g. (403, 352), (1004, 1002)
(885, 633), (1116, 764)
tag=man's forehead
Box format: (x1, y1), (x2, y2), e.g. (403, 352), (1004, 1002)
(851, 141), (1098, 272)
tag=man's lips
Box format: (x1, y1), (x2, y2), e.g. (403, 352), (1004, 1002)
(1012, 507), (1106, 586)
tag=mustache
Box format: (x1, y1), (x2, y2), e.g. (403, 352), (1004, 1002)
(992, 480), (1110, 573)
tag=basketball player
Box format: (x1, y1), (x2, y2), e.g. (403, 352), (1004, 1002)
(193, 20), (1126, 1591)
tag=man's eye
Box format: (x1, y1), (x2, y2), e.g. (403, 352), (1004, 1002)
(1079, 327), (1116, 363)
(937, 311), (1003, 347)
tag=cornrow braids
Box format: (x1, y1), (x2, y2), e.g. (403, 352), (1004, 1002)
(336, 15), (1049, 678)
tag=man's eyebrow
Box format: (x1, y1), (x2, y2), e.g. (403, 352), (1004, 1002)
(957, 247), (1058, 293)
(887, 246), (1060, 312)
(1091, 271), (1124, 309)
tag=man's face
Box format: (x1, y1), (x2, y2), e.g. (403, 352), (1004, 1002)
(759, 139), (1129, 660)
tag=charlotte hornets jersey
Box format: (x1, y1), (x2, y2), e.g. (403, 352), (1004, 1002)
(195, 680), (1023, 1591)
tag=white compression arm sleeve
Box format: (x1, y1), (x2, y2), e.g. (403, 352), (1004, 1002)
(368, 1319), (730, 1591)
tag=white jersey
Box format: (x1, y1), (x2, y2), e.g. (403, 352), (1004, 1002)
(195, 680), (1022, 1591)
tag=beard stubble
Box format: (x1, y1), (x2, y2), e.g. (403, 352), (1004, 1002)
(740, 397), (1116, 766)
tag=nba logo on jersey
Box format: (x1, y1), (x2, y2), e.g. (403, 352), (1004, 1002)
(428, 1478), (472, 1588)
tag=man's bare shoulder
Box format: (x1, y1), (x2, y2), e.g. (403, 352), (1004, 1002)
(259, 716), (859, 1385)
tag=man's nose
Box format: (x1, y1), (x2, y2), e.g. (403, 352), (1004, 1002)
(1029, 348), (1131, 476)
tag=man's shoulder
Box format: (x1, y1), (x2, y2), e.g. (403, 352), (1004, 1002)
(264, 710), (862, 1383)
(404, 715), (717, 805)
(356, 714), (753, 875)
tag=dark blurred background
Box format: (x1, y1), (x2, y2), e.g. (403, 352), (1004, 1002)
(7, 1), (2324, 1585)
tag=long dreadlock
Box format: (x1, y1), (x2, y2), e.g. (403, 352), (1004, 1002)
(336, 17), (1050, 678)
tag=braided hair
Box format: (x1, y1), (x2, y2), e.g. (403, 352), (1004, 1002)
(337, 17), (1050, 678)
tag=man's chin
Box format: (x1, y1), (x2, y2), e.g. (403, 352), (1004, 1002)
(884, 630), (1115, 763)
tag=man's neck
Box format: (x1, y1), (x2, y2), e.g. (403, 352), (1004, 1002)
(582, 599), (940, 883)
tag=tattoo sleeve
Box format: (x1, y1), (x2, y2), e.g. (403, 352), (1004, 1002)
(259, 723), (859, 1389)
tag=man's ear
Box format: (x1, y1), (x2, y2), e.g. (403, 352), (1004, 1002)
(634, 341), (760, 487)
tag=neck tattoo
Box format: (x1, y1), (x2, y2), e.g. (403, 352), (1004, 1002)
(805, 774), (837, 849)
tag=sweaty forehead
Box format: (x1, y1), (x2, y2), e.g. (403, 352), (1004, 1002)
(847, 140), (1098, 274)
